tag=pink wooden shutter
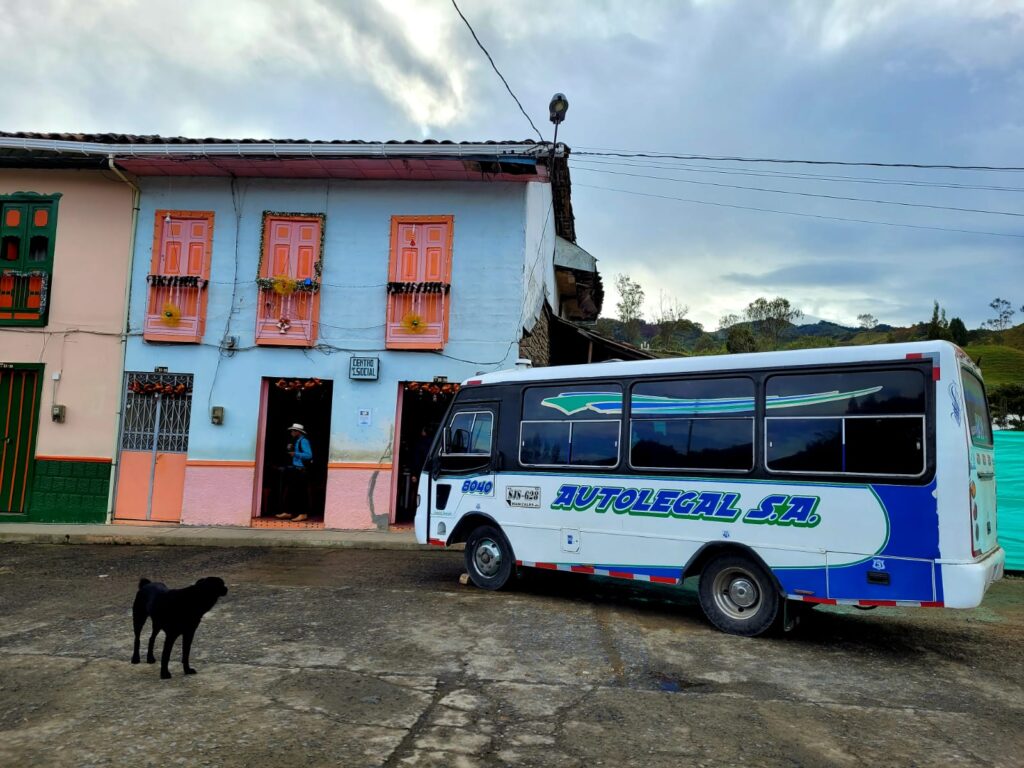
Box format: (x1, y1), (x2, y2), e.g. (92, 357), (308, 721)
(255, 214), (323, 347)
(385, 216), (452, 349)
(144, 211), (213, 343)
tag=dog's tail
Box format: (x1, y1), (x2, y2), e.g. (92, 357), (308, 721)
(138, 578), (151, 590)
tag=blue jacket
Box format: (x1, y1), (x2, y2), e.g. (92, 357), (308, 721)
(292, 435), (312, 468)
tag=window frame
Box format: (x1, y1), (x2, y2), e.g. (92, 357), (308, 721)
(0, 193), (60, 328)
(385, 215), (454, 351)
(763, 366), (930, 480)
(442, 410), (495, 458)
(519, 418), (622, 469)
(960, 368), (993, 449)
(143, 209), (214, 344)
(627, 374), (756, 474)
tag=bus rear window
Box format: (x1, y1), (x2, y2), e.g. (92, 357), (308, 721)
(962, 370), (993, 447)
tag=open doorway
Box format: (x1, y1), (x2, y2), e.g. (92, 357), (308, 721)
(255, 377), (333, 525)
(393, 381), (460, 525)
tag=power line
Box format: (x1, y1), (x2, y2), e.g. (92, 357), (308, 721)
(574, 182), (1024, 239)
(571, 156), (1024, 193)
(570, 162), (1024, 218)
(573, 148), (1024, 172)
(451, 0), (543, 142)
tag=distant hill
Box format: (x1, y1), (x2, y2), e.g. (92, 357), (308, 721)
(588, 316), (1024, 388)
(964, 344), (1024, 389)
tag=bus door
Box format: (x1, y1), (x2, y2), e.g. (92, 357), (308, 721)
(431, 403), (498, 529)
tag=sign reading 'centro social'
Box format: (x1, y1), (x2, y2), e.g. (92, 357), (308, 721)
(349, 356), (380, 380)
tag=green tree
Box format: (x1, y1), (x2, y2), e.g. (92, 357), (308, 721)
(652, 291), (689, 352)
(857, 313), (878, 329)
(726, 325), (759, 354)
(948, 317), (969, 346)
(693, 333), (723, 355)
(743, 297), (803, 350)
(985, 297), (1015, 332)
(615, 274), (645, 344)
(989, 383), (1024, 430)
(926, 300), (950, 341)
(718, 313), (740, 331)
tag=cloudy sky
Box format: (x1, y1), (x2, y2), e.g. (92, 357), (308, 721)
(4, 0), (1023, 329)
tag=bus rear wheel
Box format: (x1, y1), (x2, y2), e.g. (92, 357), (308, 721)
(698, 554), (780, 637)
(464, 525), (514, 591)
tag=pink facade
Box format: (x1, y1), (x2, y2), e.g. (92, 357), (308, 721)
(179, 462), (389, 529)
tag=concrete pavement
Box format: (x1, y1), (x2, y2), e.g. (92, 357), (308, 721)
(0, 522), (420, 549)
(1, 544), (1022, 767)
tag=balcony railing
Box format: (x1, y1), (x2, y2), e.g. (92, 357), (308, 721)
(385, 281), (450, 349)
(143, 274), (208, 342)
(255, 278), (319, 346)
(0, 270), (48, 324)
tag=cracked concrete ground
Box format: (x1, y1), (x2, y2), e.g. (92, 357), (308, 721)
(0, 544), (1022, 767)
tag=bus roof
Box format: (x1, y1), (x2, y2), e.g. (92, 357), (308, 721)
(469, 340), (965, 386)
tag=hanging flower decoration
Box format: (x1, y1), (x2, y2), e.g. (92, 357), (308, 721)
(277, 316), (291, 334)
(387, 281), (450, 295)
(146, 274), (208, 289)
(161, 302), (182, 327)
(401, 313), (428, 334)
(402, 381), (460, 397)
(275, 377), (322, 392)
(128, 379), (192, 397)
(271, 274), (297, 295)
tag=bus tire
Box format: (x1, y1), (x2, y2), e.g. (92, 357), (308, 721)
(464, 525), (514, 591)
(698, 553), (780, 637)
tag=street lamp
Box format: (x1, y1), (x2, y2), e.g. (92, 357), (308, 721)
(549, 93), (569, 125)
(548, 92), (569, 170)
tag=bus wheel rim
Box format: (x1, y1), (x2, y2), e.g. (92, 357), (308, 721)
(473, 539), (502, 578)
(712, 567), (761, 620)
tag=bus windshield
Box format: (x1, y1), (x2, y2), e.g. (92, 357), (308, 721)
(962, 369), (993, 447)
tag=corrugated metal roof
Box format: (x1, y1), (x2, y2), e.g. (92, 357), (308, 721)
(0, 131), (545, 147)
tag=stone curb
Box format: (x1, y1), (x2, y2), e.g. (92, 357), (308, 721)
(0, 529), (428, 551)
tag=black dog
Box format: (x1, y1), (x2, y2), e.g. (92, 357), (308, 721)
(131, 577), (228, 679)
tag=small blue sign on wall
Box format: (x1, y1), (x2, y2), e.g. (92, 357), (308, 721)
(349, 356), (379, 380)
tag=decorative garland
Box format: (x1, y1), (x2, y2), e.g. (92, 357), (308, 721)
(147, 274), (209, 289)
(404, 381), (460, 396)
(387, 281), (450, 295)
(275, 377), (323, 392)
(255, 211), (325, 294)
(1, 269), (49, 316)
(256, 276), (320, 294)
(127, 379), (192, 396)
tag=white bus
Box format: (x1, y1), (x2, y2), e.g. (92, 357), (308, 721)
(415, 341), (1005, 636)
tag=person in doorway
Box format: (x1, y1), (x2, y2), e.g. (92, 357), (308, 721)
(406, 426), (435, 510)
(276, 423), (313, 522)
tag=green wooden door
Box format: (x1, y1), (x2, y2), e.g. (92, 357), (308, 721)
(0, 365), (41, 514)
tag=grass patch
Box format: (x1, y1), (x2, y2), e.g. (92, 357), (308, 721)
(964, 344), (1024, 388)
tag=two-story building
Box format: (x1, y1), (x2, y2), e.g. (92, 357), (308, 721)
(0, 134), (618, 531)
(0, 136), (137, 523)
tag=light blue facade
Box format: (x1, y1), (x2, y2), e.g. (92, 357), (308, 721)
(124, 177), (554, 469)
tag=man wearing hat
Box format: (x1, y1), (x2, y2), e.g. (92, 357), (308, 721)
(277, 424), (313, 522)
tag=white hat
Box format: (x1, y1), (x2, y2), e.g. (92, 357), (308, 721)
(287, 423), (306, 433)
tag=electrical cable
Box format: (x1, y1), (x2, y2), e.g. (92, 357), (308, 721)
(571, 157), (1024, 193)
(572, 147), (1024, 172)
(451, 0), (544, 142)
(574, 182), (1024, 239)
(570, 163), (1024, 218)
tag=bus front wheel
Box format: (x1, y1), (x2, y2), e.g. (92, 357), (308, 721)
(698, 554), (780, 637)
(464, 525), (514, 591)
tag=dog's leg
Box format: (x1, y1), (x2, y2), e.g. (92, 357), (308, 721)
(147, 623), (160, 664)
(160, 632), (178, 680)
(131, 602), (145, 664)
(182, 628), (197, 675)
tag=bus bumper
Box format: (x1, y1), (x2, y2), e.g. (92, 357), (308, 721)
(941, 547), (1006, 608)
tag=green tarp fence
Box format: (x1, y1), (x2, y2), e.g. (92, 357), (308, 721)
(996, 431), (1024, 572)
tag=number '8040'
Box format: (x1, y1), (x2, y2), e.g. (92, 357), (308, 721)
(462, 480), (494, 495)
